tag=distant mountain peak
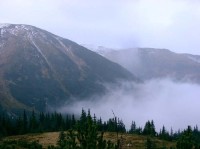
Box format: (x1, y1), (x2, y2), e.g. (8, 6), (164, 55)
(90, 46), (200, 83)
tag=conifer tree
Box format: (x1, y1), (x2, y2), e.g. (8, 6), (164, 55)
(129, 121), (137, 134)
(176, 126), (194, 149)
(23, 110), (28, 133)
(16, 116), (23, 134)
(143, 120), (156, 136)
(29, 110), (38, 133)
(57, 131), (67, 148)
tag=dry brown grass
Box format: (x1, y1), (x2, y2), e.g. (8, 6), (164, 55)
(104, 132), (176, 149)
(3, 132), (59, 148)
(3, 132), (176, 149)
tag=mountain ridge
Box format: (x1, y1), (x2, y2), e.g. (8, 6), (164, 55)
(0, 24), (139, 114)
(85, 45), (200, 84)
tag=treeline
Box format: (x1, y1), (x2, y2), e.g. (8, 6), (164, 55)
(129, 121), (200, 148)
(1, 109), (200, 148)
(0, 109), (125, 138)
(0, 109), (120, 149)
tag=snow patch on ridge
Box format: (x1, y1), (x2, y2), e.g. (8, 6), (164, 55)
(0, 24), (37, 37)
(0, 23), (10, 28)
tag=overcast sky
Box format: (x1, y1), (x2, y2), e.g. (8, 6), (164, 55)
(1, 0), (200, 55)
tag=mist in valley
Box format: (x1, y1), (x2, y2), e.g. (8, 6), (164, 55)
(59, 78), (200, 132)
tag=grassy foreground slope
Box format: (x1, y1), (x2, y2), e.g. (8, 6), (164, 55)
(1, 132), (176, 149)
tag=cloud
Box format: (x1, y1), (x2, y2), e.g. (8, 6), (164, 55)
(1, 0), (200, 54)
(59, 79), (200, 131)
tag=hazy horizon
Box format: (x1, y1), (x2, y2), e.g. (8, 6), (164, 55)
(1, 0), (200, 55)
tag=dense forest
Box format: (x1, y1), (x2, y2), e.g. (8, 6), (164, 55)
(0, 109), (200, 149)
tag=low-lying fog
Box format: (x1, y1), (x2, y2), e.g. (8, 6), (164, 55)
(59, 79), (200, 132)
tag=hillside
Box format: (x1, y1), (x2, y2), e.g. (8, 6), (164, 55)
(0, 24), (138, 114)
(86, 45), (200, 83)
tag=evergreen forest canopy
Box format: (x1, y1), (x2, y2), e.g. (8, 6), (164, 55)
(0, 109), (200, 149)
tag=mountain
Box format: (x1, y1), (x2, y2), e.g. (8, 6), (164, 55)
(85, 45), (200, 83)
(0, 24), (138, 114)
